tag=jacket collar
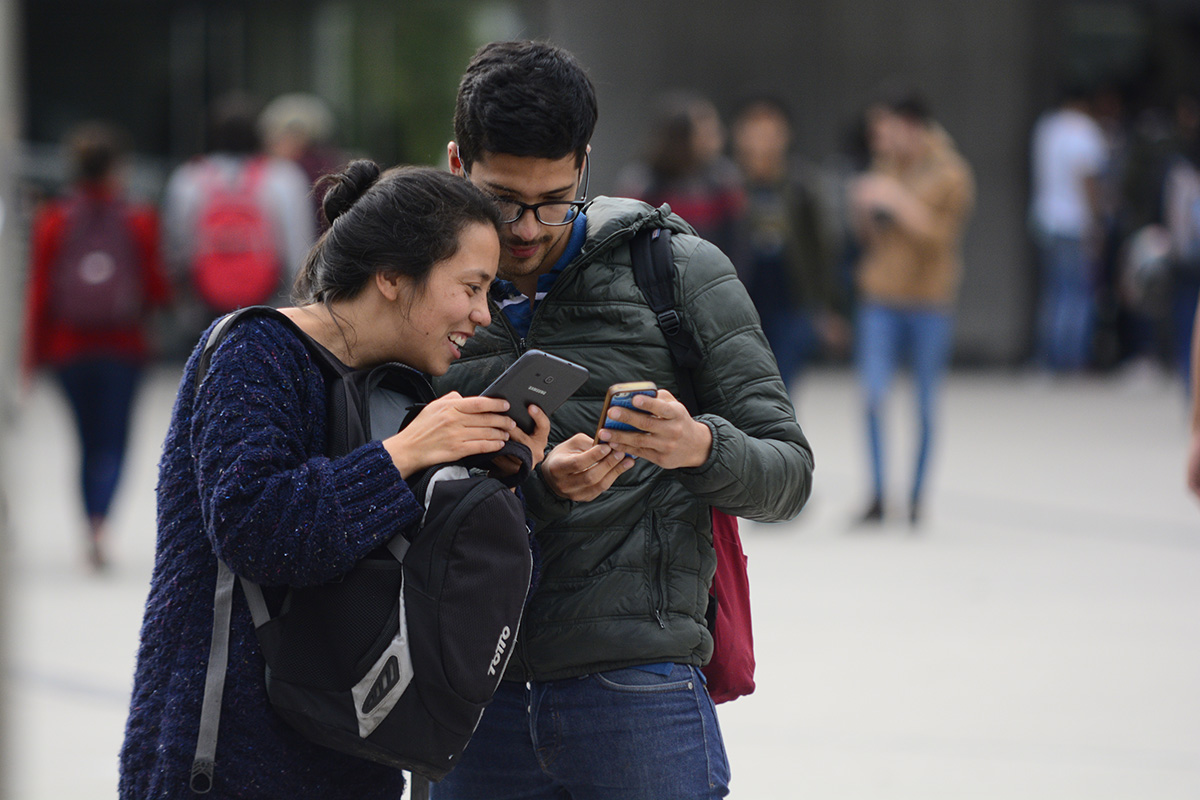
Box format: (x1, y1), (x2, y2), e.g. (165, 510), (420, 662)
(576, 196), (697, 266)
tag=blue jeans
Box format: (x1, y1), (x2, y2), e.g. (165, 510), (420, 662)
(1036, 234), (1096, 372)
(431, 665), (730, 799)
(1171, 274), (1200, 392)
(56, 358), (141, 519)
(857, 303), (954, 506)
(760, 309), (821, 393)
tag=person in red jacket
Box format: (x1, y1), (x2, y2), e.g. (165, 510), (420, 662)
(22, 121), (172, 570)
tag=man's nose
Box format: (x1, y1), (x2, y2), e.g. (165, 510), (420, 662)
(509, 207), (541, 240)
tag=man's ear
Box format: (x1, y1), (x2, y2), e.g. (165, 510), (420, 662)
(448, 142), (465, 176)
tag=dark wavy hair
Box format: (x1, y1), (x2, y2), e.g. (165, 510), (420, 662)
(293, 161), (502, 305)
(453, 40), (598, 170)
(66, 120), (129, 183)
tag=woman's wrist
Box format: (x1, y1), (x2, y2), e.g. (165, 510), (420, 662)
(383, 432), (418, 479)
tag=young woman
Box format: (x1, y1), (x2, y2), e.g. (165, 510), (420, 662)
(22, 121), (172, 570)
(119, 162), (549, 799)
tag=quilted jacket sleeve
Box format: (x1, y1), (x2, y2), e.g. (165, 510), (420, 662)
(670, 233), (814, 522)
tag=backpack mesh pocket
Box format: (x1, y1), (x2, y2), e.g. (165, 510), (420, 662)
(266, 556), (402, 690)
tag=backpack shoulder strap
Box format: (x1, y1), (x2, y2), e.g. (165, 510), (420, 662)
(190, 558), (236, 793)
(628, 227), (703, 415)
(194, 305), (348, 396)
(189, 304), (344, 793)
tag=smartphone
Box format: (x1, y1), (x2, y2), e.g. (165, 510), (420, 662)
(594, 382), (658, 443)
(481, 349), (590, 434)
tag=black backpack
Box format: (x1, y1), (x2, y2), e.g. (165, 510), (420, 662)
(188, 306), (533, 794)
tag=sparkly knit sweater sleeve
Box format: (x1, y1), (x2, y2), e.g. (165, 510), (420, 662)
(193, 317), (421, 584)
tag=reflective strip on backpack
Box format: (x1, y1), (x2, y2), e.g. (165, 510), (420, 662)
(420, 466), (470, 526)
(350, 586), (415, 738)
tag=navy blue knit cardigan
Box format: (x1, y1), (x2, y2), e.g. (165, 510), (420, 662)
(119, 317), (419, 799)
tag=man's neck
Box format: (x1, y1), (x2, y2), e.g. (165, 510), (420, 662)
(508, 217), (578, 299)
(512, 275), (540, 301)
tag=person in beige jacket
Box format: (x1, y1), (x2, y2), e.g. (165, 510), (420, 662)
(849, 92), (975, 526)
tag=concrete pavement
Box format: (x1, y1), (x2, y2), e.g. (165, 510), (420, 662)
(3, 365), (1198, 798)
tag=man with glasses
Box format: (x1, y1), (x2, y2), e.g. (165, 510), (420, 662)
(435, 40), (813, 799)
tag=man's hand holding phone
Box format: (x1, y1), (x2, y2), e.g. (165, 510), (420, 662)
(595, 384), (713, 470)
(540, 434), (636, 502)
(541, 379), (713, 502)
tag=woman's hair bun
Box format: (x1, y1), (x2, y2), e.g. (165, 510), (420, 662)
(319, 159), (382, 226)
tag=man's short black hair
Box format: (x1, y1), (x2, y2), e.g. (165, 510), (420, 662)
(885, 91), (932, 126)
(734, 95), (794, 130)
(208, 92), (262, 154)
(453, 40), (598, 169)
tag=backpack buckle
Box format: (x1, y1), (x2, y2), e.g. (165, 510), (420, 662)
(656, 309), (682, 336)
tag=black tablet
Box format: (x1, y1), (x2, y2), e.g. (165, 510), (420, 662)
(480, 349), (590, 433)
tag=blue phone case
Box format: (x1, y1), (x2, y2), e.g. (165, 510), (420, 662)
(604, 390), (656, 432)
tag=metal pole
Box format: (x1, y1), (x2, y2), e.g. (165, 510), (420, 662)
(0, 0), (23, 796)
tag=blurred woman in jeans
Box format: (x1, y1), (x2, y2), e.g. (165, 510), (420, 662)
(849, 92), (975, 526)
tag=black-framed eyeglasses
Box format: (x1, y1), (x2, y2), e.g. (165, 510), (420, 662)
(472, 155), (590, 226)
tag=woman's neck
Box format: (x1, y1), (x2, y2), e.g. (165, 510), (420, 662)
(280, 302), (372, 368)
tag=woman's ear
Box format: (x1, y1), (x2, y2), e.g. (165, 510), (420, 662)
(375, 271), (403, 302)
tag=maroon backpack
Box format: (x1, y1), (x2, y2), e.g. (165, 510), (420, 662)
(190, 158), (283, 313)
(48, 194), (144, 329)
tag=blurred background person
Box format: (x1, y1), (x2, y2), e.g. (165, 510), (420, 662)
(1188, 286), (1200, 501)
(20, 120), (172, 570)
(1029, 85), (1108, 374)
(1088, 83), (1132, 371)
(1159, 92), (1200, 394)
(161, 93), (315, 351)
(617, 90), (744, 257)
(1112, 91), (1200, 390)
(730, 96), (849, 395)
(1115, 99), (1179, 381)
(258, 92), (349, 230)
(849, 92), (975, 526)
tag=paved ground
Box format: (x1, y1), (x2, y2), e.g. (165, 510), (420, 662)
(2, 364), (1198, 799)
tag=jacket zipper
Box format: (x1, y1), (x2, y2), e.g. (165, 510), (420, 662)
(650, 513), (666, 629)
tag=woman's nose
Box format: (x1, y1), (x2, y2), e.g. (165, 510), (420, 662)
(471, 299), (491, 327)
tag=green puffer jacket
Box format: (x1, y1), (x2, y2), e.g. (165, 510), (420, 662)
(435, 196), (814, 681)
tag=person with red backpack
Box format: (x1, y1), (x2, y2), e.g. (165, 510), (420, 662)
(22, 120), (172, 570)
(162, 94), (315, 343)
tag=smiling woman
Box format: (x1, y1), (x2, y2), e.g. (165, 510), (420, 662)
(117, 161), (553, 799)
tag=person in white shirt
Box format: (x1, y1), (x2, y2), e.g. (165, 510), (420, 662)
(1029, 87), (1108, 372)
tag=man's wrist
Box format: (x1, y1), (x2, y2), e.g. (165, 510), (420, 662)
(683, 417), (716, 469)
(539, 460), (568, 500)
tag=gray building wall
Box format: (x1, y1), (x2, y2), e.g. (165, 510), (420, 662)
(535, 0), (1057, 364)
